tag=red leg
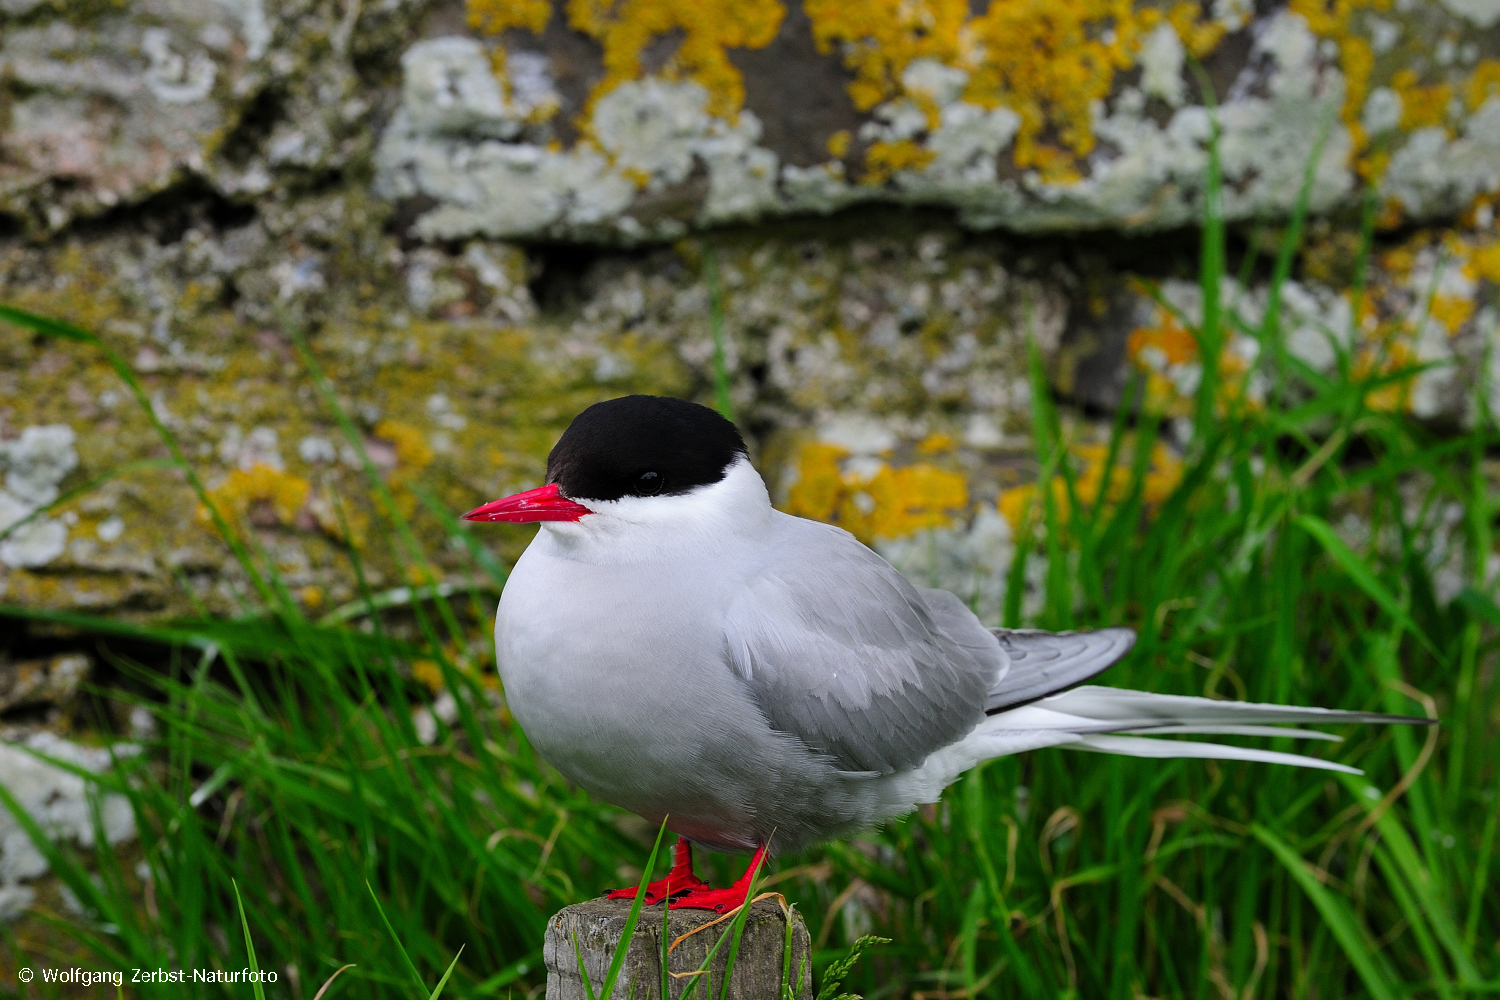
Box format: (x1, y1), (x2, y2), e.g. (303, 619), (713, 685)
(604, 837), (708, 905)
(668, 844), (768, 913)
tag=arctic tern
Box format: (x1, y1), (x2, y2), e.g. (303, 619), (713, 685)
(464, 395), (1427, 912)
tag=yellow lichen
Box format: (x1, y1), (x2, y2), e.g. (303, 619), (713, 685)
(803, 0), (967, 112)
(0, 234), (696, 623)
(472, 0), (786, 120)
(466, 0), (553, 101)
(468, 0), (552, 35)
(1354, 340), (1416, 413)
(806, 0), (1225, 182)
(1280, 0), (1500, 182)
(1339, 35), (1374, 160)
(1123, 302), (1264, 416)
(810, 0), (1230, 182)
(1465, 60), (1500, 111)
(414, 641), (494, 692)
(1127, 312), (1198, 364)
(463, 0), (1493, 194)
(1392, 68), (1454, 133)
(916, 432), (957, 455)
(1469, 241), (1500, 283)
(783, 442), (850, 527)
(412, 659), (447, 692)
(201, 465), (312, 530)
(870, 463), (970, 539)
(782, 441), (969, 544)
(998, 440), (1183, 536)
(862, 138), (937, 185)
(1124, 310), (1198, 412)
(1429, 295), (1474, 335)
(1286, 0), (1372, 37)
(965, 0), (1135, 174)
(374, 420), (435, 470)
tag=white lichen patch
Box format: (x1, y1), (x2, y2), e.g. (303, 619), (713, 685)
(1437, 0), (1500, 26)
(593, 79), (713, 189)
(1139, 22), (1187, 107)
(141, 27), (217, 104)
(1362, 86), (1403, 136)
(1384, 101), (1500, 219)
(0, 425), (78, 570)
(0, 732), (139, 921)
(218, 425), (284, 471)
(376, 48), (792, 239)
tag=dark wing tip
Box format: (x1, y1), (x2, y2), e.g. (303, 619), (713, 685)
(985, 626), (1137, 714)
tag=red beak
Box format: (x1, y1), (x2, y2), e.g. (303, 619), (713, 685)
(461, 483), (591, 523)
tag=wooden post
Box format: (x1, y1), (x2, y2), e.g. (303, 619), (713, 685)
(544, 897), (812, 999)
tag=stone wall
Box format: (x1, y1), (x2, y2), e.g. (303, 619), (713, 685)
(1, 0), (1498, 620)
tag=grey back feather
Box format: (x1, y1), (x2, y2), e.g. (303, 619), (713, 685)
(984, 628), (1136, 713)
(723, 518), (1000, 774)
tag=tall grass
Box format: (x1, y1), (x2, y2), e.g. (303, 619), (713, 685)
(1, 130), (1497, 999)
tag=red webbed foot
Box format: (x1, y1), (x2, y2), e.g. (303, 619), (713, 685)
(604, 837), (708, 905)
(668, 844), (767, 913)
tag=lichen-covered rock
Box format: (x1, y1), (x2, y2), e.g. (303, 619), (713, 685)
(0, 0), (1498, 622)
(1066, 225), (1500, 429)
(375, 1), (1500, 243)
(0, 210), (1074, 616)
(1, 190), (1498, 620)
(0, 653), (90, 713)
(0, 0), (420, 235)
(2, 0), (1498, 242)
(0, 425), (78, 569)
(0, 731), (138, 921)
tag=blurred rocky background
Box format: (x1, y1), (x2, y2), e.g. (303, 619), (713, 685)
(1, 0), (1498, 628)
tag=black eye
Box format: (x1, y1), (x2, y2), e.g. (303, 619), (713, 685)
(634, 471), (663, 496)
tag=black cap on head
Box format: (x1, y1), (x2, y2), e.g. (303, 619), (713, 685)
(547, 395), (747, 502)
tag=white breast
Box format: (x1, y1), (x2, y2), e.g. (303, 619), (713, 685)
(490, 456), (911, 852)
(492, 461), (810, 843)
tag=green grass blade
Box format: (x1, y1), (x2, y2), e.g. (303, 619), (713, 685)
(1339, 776), (1481, 984)
(1253, 825), (1401, 1000)
(427, 945), (465, 1000)
(704, 247), (736, 422)
(780, 902), (797, 1000)
(663, 891), (674, 1000)
(574, 930), (600, 1000)
(600, 818), (671, 999)
(1467, 792), (1498, 952)
(717, 850), (768, 1000)
(367, 880), (432, 996)
(232, 879), (268, 1000)
(1294, 513), (1442, 659)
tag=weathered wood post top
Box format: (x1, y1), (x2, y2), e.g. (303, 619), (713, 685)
(544, 898), (812, 999)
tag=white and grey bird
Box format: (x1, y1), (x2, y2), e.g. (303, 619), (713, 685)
(464, 395), (1426, 912)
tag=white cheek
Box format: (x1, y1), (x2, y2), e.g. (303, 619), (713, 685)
(538, 456), (773, 565)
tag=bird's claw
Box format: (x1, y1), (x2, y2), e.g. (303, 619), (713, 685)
(664, 883), (753, 912)
(603, 871), (708, 906)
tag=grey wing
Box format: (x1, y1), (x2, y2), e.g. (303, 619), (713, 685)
(984, 628), (1136, 713)
(723, 517), (1002, 775)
